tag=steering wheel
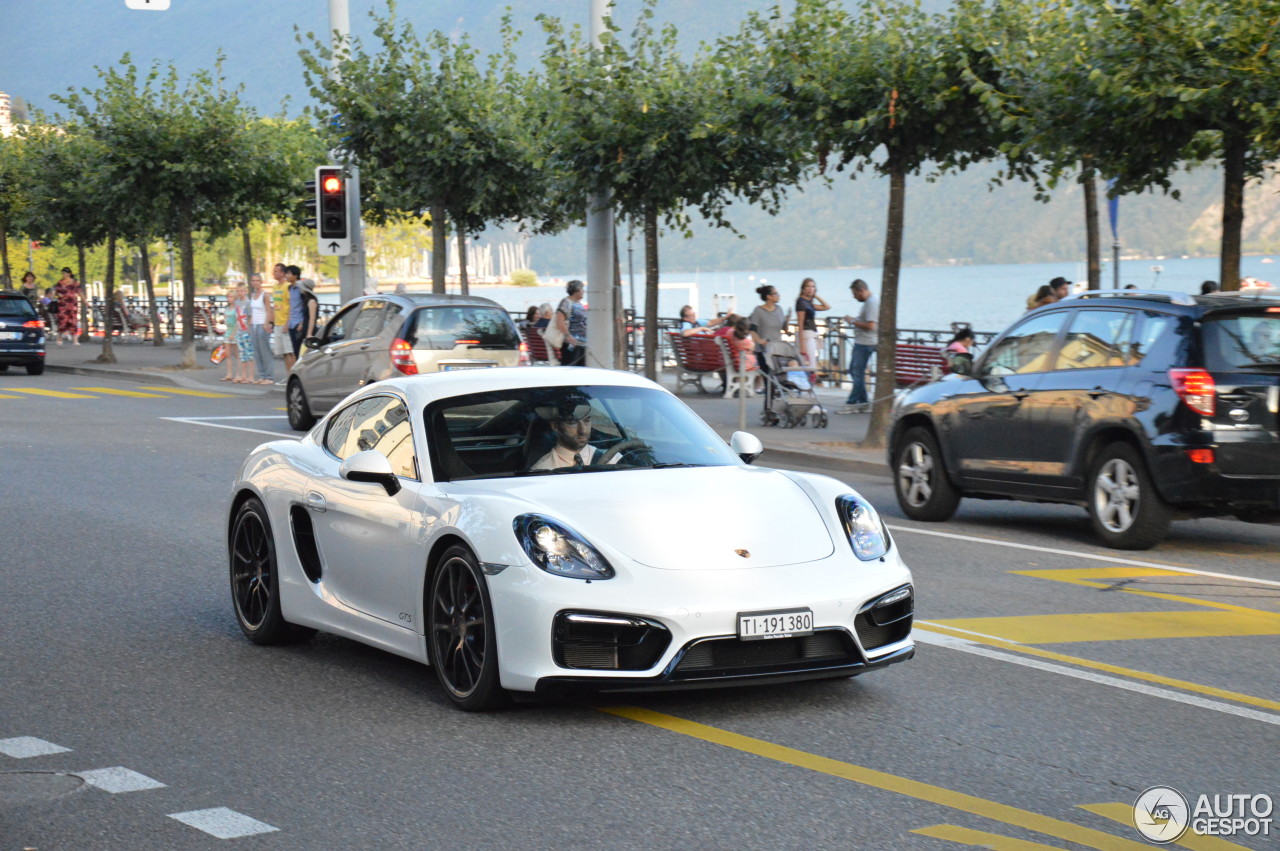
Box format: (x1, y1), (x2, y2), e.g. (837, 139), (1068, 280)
(596, 437), (649, 465)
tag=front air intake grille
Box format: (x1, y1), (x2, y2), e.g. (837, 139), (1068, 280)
(672, 630), (857, 679)
(553, 611), (671, 671)
(855, 585), (914, 651)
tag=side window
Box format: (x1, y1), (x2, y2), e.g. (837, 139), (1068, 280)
(1058, 309), (1136, 369)
(322, 303), (360, 345)
(1134, 313), (1176, 364)
(332, 395), (418, 479)
(983, 312), (1068, 375)
(324, 402), (358, 457)
(349, 300), (388, 340)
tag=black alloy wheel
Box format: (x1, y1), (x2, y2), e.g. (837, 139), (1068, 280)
(287, 378), (316, 431)
(893, 426), (961, 521)
(229, 498), (315, 645)
(427, 545), (506, 711)
(1087, 442), (1172, 550)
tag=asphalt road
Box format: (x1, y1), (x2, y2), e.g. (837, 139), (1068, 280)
(2, 372), (1277, 849)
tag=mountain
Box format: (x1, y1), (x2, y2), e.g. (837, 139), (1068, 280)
(0, 0), (1255, 273)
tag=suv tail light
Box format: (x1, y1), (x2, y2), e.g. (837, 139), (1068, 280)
(1169, 368), (1215, 416)
(23, 320), (45, 329)
(518, 341), (530, 366)
(390, 338), (418, 375)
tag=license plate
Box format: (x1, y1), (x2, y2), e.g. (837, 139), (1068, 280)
(0, 332), (20, 340)
(441, 363), (496, 371)
(737, 608), (814, 641)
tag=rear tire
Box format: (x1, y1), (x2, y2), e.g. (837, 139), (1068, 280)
(287, 378), (316, 431)
(1087, 442), (1171, 550)
(26, 362), (44, 376)
(893, 427), (961, 521)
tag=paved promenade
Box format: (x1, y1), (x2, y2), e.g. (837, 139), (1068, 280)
(40, 337), (887, 476)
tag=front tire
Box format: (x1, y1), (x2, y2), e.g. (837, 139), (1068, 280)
(427, 545), (506, 711)
(1087, 442), (1171, 550)
(229, 498), (315, 645)
(287, 378), (316, 431)
(893, 426), (961, 521)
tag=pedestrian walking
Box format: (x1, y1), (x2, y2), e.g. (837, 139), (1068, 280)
(284, 265), (307, 362)
(747, 284), (788, 381)
(54, 267), (82, 345)
(794, 277), (830, 368)
(296, 277), (319, 347)
(247, 272), (274, 384)
(837, 279), (878, 413)
(269, 263), (292, 371)
(555, 280), (588, 366)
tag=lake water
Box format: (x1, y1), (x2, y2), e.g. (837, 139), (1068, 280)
(325, 256), (1276, 334)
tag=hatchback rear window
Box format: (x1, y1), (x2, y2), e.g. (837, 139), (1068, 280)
(0, 298), (37, 318)
(1202, 314), (1280, 369)
(408, 306), (518, 350)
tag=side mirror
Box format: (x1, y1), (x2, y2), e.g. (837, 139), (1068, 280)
(730, 431), (764, 464)
(303, 336), (322, 350)
(340, 450), (401, 496)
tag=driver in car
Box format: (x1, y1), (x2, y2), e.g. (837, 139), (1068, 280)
(530, 398), (622, 471)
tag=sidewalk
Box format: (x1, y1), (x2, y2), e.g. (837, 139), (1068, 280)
(42, 339), (888, 476)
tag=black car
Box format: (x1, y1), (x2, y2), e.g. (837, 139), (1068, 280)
(889, 290), (1280, 549)
(0, 292), (46, 375)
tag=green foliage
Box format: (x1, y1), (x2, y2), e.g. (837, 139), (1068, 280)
(509, 268), (538, 286)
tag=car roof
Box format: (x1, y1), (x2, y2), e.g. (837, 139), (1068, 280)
(350, 292), (509, 310)
(355, 366), (663, 407)
(1067, 289), (1280, 313)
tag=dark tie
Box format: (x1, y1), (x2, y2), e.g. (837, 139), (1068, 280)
(572, 453), (584, 469)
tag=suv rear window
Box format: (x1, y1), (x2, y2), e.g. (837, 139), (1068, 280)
(0, 297), (37, 318)
(408, 306), (518, 350)
(1202, 314), (1280, 369)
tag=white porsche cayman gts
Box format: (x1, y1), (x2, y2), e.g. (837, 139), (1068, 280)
(228, 367), (914, 710)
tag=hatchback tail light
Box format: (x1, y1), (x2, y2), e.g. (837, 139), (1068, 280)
(518, 341), (530, 367)
(23, 320), (44, 329)
(390, 338), (418, 375)
(1169, 368), (1215, 416)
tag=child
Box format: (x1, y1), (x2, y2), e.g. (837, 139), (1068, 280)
(724, 316), (758, 397)
(782, 357), (812, 391)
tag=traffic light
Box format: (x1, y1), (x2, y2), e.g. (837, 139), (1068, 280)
(311, 166), (351, 256)
(302, 178), (318, 230)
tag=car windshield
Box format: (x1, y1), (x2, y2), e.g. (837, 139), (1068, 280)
(0, 298), (37, 318)
(1203, 313), (1280, 369)
(424, 385), (742, 481)
(409, 306), (519, 350)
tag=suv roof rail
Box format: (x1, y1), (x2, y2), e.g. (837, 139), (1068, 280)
(1072, 289), (1197, 306)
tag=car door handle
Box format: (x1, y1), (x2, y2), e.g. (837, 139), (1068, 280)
(306, 491), (327, 513)
(1088, 388), (1110, 399)
(1012, 391), (1030, 400)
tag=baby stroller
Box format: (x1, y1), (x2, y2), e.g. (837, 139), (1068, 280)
(759, 341), (828, 428)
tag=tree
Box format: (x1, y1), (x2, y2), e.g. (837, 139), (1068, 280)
(0, 135), (28, 287)
(762, 0), (1007, 446)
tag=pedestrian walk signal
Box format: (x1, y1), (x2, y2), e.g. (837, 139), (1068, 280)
(314, 166), (350, 256)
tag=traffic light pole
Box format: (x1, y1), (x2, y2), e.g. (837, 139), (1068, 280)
(329, 0), (366, 304)
(586, 0), (617, 369)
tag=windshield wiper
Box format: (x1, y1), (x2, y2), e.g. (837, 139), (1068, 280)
(647, 462), (702, 469)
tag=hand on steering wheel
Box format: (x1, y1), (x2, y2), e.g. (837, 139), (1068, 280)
(596, 437), (647, 465)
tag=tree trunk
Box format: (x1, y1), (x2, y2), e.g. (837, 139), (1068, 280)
(241, 220), (255, 291)
(613, 220), (625, 370)
(1220, 130), (1246, 292)
(1082, 161), (1101, 290)
(0, 222), (10, 287)
(459, 232), (469, 296)
(431, 201), (447, 294)
(140, 240), (163, 345)
(861, 163), (904, 450)
(77, 244), (89, 343)
(97, 231), (117, 364)
(643, 206), (659, 382)
(179, 213), (197, 368)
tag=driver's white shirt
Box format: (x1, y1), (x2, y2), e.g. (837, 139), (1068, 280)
(531, 443), (619, 471)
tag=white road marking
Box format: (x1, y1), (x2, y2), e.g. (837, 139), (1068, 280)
(161, 415), (297, 438)
(0, 736), (72, 758)
(169, 807), (280, 839)
(913, 628), (1280, 728)
(888, 524), (1280, 589)
(77, 766), (167, 793)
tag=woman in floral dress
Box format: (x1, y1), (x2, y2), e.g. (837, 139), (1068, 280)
(54, 267), (82, 345)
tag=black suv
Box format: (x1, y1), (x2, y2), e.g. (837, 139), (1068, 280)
(0, 292), (46, 375)
(888, 290), (1280, 549)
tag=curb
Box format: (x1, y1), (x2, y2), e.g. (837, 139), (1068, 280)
(43, 362), (276, 396)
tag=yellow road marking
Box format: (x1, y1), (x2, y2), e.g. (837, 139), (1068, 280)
(1079, 803), (1253, 851)
(1012, 568), (1276, 617)
(600, 706), (1149, 851)
(916, 622), (1280, 713)
(913, 824), (1068, 849)
(1014, 567), (1190, 582)
(0, 387), (97, 399)
(0, 393), (22, 399)
(931, 610), (1280, 644)
(70, 386), (168, 398)
(136, 386), (233, 398)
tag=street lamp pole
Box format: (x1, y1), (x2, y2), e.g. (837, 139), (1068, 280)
(329, 0), (366, 303)
(585, 0), (616, 368)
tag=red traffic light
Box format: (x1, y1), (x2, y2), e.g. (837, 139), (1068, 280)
(322, 175), (343, 194)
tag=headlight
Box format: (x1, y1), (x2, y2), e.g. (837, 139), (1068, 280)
(835, 495), (890, 561)
(514, 514), (615, 580)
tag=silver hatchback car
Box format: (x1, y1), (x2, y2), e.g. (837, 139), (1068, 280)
(286, 292), (524, 430)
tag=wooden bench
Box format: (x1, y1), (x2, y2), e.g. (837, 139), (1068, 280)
(521, 325), (552, 364)
(894, 343), (950, 387)
(668, 332), (733, 394)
